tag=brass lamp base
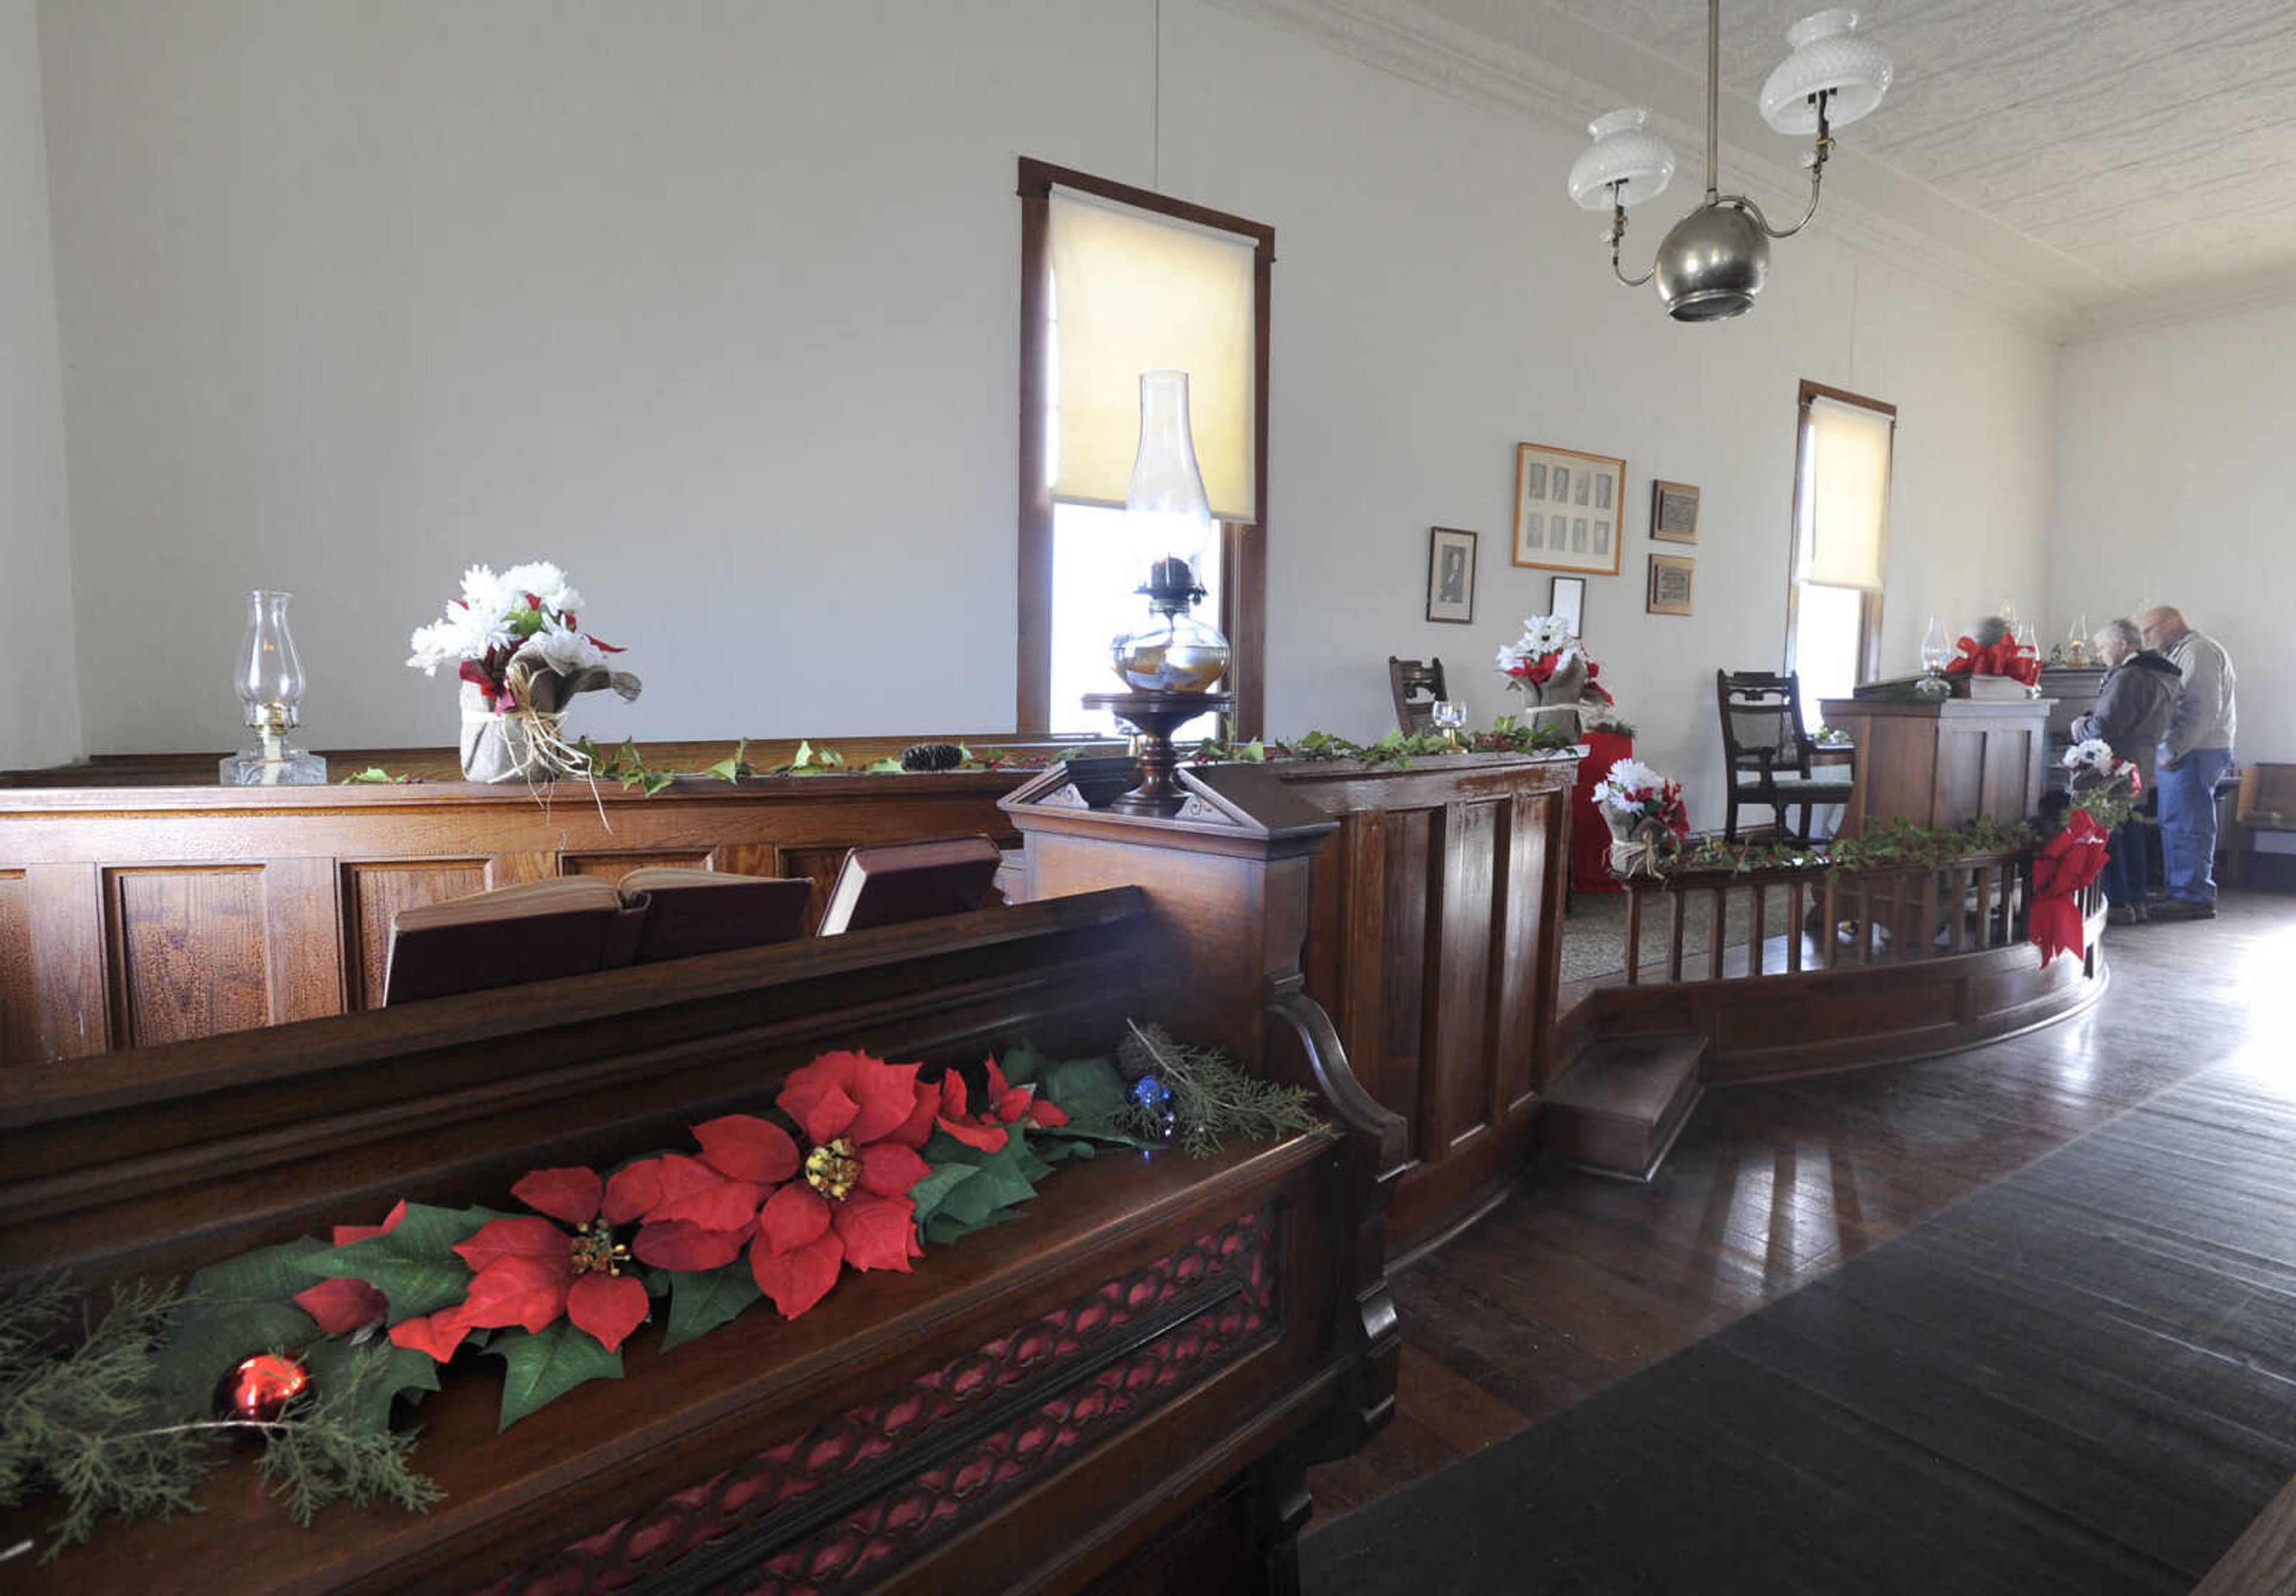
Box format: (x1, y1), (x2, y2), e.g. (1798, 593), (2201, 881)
(1082, 689), (1234, 817)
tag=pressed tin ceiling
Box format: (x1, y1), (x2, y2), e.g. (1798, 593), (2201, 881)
(1521, 0), (2296, 304)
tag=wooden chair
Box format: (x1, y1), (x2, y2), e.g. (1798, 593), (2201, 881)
(1390, 656), (1447, 734)
(1716, 670), (1856, 844)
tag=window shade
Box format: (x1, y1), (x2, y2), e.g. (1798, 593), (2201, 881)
(1047, 190), (1257, 523)
(1799, 396), (1893, 591)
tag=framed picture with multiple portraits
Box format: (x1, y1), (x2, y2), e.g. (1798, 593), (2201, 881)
(1425, 526), (1477, 624)
(1512, 443), (1625, 575)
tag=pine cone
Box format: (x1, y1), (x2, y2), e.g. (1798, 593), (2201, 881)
(900, 742), (965, 773)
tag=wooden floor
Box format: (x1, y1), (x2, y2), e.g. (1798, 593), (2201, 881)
(1305, 888), (2296, 1525)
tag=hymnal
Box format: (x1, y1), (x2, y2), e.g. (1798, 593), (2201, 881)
(816, 836), (1004, 936)
(382, 868), (812, 1005)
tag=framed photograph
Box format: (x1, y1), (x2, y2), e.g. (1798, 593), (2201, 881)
(1652, 480), (1700, 544)
(1549, 575), (1586, 639)
(1513, 443), (1625, 575)
(1425, 527), (1477, 624)
(1647, 553), (1696, 616)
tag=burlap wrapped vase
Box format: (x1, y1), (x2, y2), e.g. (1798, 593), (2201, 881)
(1604, 811), (1680, 879)
(459, 659), (642, 783)
(1517, 653), (1589, 740)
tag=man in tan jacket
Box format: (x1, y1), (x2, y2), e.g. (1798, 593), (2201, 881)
(2138, 605), (2237, 920)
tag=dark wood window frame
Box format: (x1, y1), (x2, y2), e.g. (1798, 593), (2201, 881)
(1784, 378), (1897, 685)
(1016, 157), (1273, 737)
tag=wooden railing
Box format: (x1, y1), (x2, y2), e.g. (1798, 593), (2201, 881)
(1615, 847), (2100, 986)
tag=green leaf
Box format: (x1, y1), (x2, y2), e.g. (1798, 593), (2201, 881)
(659, 1263), (762, 1353)
(145, 1238), (329, 1418)
(640, 770), (676, 796)
(295, 1203), (505, 1325)
(485, 1321), (624, 1430)
(862, 756), (906, 774)
(340, 767), (404, 784)
(905, 1163), (981, 1229)
(301, 1338), (442, 1433)
(1032, 1056), (1131, 1122)
(996, 1040), (1057, 1088)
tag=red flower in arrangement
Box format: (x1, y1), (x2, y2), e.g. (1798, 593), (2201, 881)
(747, 1052), (936, 1319)
(389, 1168), (653, 1362)
(2029, 808), (2109, 967)
(935, 1055), (1070, 1152)
(600, 1052), (941, 1323)
(291, 1200), (408, 1335)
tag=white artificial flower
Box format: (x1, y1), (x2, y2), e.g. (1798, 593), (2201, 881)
(459, 563), (517, 618)
(2062, 738), (2115, 771)
(515, 612), (604, 676)
(405, 617), (464, 673)
(502, 560), (581, 614)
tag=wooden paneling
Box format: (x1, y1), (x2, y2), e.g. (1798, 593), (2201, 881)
(780, 844), (854, 932)
(340, 859), (489, 1011)
(0, 871), (34, 1065)
(260, 857), (340, 1025)
(1821, 697), (2052, 834)
(1279, 756), (1577, 1249)
(564, 850), (715, 880)
(105, 866), (270, 1049)
(29, 863), (106, 1061)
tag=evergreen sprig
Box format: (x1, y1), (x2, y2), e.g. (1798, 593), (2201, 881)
(0, 1277), (439, 1562)
(1118, 1022), (1326, 1159)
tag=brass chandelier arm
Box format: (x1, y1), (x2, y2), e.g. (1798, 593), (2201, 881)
(1608, 197), (1656, 288)
(1735, 93), (1835, 242)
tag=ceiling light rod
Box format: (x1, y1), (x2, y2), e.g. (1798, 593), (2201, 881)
(1569, 5), (1891, 321)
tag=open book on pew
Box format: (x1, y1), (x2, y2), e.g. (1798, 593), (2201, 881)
(383, 868), (812, 1005)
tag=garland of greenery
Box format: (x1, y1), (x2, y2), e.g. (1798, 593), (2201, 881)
(1190, 716), (1576, 773)
(1645, 815), (2040, 883)
(0, 1278), (439, 1563)
(1118, 1023), (1327, 1159)
(0, 1033), (1312, 1562)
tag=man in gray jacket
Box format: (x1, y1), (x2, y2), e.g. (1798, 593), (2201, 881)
(2138, 605), (2238, 919)
(2072, 618), (2181, 924)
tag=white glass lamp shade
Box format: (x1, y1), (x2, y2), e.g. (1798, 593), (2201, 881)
(1760, 10), (1892, 133)
(1567, 109), (1677, 210)
(1125, 369), (1217, 572)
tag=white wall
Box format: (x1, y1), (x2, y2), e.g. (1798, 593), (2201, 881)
(0, 0), (81, 769)
(34, 0), (2062, 826)
(2051, 303), (2294, 765)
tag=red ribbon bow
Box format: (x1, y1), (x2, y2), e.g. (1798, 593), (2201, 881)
(1944, 635), (2041, 686)
(2028, 808), (2108, 966)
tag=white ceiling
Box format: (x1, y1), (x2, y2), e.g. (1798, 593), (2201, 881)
(1522, 0), (2296, 310)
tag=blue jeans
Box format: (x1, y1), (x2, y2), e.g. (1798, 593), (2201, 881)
(2099, 817), (2148, 908)
(2157, 745), (2233, 903)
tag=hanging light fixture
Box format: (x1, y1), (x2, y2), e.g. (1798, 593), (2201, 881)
(1567, 5), (1892, 322)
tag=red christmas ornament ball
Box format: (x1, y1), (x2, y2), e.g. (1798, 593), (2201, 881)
(223, 1351), (311, 1422)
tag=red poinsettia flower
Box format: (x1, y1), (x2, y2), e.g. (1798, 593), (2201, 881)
(934, 1055), (1068, 1152)
(389, 1167), (652, 1362)
(601, 1113), (798, 1272)
(746, 1051), (935, 1320)
(292, 1200), (408, 1335)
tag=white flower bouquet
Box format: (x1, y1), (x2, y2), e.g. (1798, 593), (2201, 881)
(407, 562), (642, 782)
(1592, 757), (1690, 877)
(2061, 737), (2142, 830)
(1495, 614), (1615, 737)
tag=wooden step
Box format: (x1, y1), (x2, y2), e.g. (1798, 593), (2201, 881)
(1543, 1032), (1707, 1182)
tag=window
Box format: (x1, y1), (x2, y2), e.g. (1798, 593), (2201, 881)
(1017, 158), (1271, 737)
(1786, 381), (1895, 729)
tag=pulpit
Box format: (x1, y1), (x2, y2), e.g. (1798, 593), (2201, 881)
(1819, 694), (2053, 834)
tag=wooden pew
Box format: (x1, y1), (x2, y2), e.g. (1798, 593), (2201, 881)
(0, 780), (1405, 1594)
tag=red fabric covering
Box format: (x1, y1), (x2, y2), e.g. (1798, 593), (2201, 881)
(2029, 809), (2109, 967)
(1570, 730), (1636, 894)
(1944, 634), (2041, 686)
